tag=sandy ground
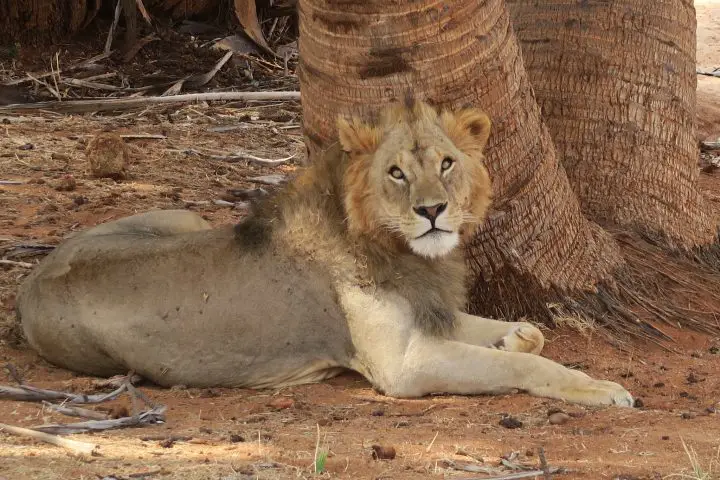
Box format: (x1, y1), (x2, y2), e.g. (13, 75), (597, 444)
(1, 5), (720, 480)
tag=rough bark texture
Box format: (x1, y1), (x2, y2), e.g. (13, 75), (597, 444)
(297, 0), (625, 323)
(0, 0), (89, 41)
(508, 0), (718, 249)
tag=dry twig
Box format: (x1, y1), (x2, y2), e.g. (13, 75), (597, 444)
(105, 0), (124, 54)
(0, 91), (300, 114)
(0, 383), (127, 403)
(0, 423), (97, 456)
(42, 401), (110, 421)
(32, 405), (166, 435)
(0, 259), (34, 268)
(184, 148), (296, 166)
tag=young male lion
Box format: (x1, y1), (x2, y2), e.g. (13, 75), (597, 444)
(17, 99), (634, 407)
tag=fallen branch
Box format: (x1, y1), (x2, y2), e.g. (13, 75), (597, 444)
(459, 470), (564, 480)
(697, 68), (720, 77)
(42, 401), (110, 421)
(0, 383), (127, 404)
(0, 423), (97, 456)
(0, 180), (24, 185)
(63, 78), (124, 92)
(32, 405), (166, 435)
(184, 148), (296, 166)
(120, 134), (166, 140)
(4, 363), (24, 384)
(185, 51), (234, 90)
(0, 91), (301, 114)
(538, 447), (552, 480)
(0, 259), (34, 268)
(135, 0), (152, 24)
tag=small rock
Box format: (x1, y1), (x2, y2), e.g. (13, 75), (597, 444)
(499, 416), (523, 429)
(709, 346), (719, 354)
(371, 445), (396, 460)
(705, 406), (716, 415)
(317, 418), (331, 427)
(548, 412), (571, 425)
(18, 143), (33, 150)
(229, 434), (245, 443)
(267, 397), (294, 410)
(371, 409), (385, 417)
(85, 133), (129, 180)
(159, 438), (175, 448)
(662, 435), (670, 440)
(72, 195), (88, 206)
(681, 412), (696, 419)
(633, 398), (644, 408)
(653, 382), (665, 388)
(687, 373), (704, 384)
(54, 174), (76, 191)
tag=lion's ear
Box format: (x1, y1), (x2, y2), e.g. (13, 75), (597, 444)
(337, 116), (381, 155)
(439, 108), (492, 155)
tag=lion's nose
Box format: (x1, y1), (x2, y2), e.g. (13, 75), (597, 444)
(413, 202), (447, 222)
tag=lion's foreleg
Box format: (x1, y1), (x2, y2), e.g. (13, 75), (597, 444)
(383, 334), (634, 407)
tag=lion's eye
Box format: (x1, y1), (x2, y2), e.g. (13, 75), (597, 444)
(441, 157), (454, 171)
(389, 166), (405, 180)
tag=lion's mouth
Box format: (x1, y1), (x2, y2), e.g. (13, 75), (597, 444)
(416, 227), (453, 240)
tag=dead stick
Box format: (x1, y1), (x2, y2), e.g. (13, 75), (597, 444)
(0, 423), (97, 456)
(105, 0), (123, 54)
(4, 363), (23, 384)
(32, 406), (166, 435)
(42, 401), (110, 420)
(0, 383), (126, 404)
(0, 259), (34, 268)
(459, 471), (551, 480)
(0, 91), (301, 114)
(538, 447), (552, 480)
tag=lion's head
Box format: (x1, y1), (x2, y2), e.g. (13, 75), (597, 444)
(338, 98), (493, 259)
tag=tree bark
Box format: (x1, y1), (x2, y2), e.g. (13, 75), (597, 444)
(297, 0), (625, 323)
(508, 0), (718, 250)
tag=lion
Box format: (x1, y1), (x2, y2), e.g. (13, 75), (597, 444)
(17, 98), (634, 407)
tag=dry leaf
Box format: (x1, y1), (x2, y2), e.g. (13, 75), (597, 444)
(233, 0), (275, 56)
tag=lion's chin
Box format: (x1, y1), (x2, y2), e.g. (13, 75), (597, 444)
(408, 231), (460, 259)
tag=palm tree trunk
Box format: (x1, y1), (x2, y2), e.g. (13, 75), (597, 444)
(507, 0), (718, 251)
(297, 0), (626, 325)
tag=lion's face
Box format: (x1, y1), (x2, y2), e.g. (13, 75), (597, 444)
(338, 99), (493, 259)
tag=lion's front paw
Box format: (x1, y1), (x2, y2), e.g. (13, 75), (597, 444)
(556, 377), (635, 408)
(494, 323), (545, 355)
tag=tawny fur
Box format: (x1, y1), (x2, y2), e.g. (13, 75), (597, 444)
(16, 99), (635, 407)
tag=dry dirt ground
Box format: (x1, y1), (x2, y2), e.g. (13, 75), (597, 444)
(2, 5), (720, 480)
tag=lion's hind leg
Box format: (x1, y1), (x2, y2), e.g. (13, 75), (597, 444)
(453, 312), (544, 355)
(73, 209), (212, 239)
